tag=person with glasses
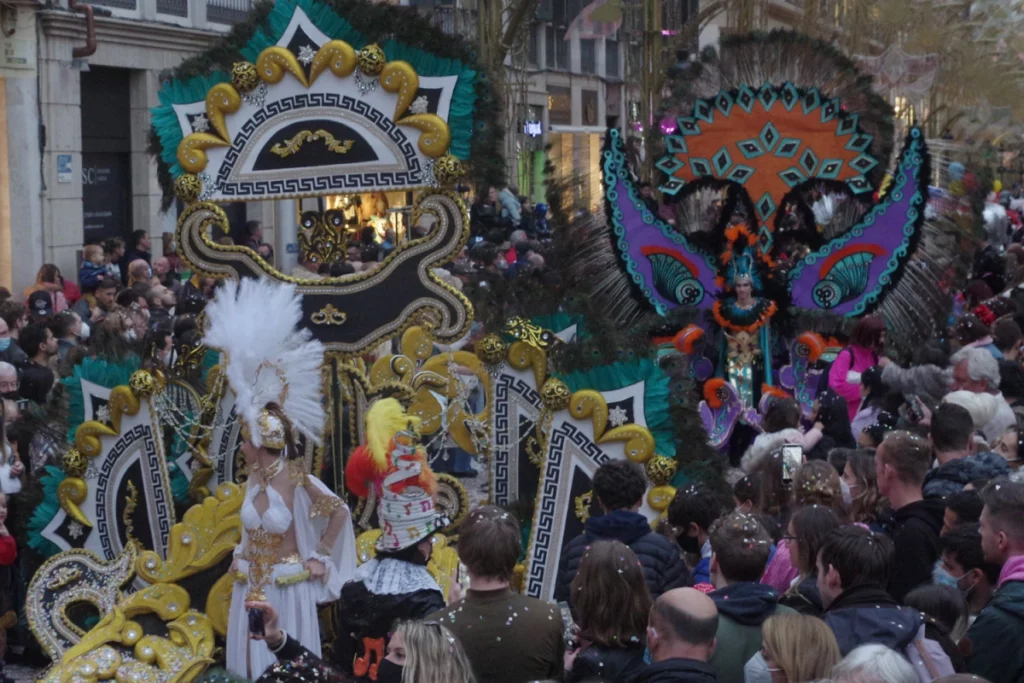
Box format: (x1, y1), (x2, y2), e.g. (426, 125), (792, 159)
(778, 506), (840, 617)
(747, 613), (840, 683)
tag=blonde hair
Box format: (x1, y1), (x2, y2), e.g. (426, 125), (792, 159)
(396, 620), (476, 683)
(762, 614), (840, 682)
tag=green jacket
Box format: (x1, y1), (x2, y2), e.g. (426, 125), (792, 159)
(966, 580), (1024, 683)
(708, 582), (797, 683)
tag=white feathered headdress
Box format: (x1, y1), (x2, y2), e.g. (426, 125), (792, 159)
(203, 278), (325, 449)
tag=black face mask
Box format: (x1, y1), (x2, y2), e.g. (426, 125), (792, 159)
(376, 659), (404, 683)
(679, 532), (701, 555)
(1, 392), (18, 401)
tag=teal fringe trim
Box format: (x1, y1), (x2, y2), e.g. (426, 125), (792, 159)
(529, 312), (588, 340)
(241, 0), (365, 63)
(168, 462), (190, 504)
(150, 72), (231, 178)
(62, 356), (141, 442)
(200, 348), (221, 384)
(381, 40), (476, 160)
(556, 358), (676, 457)
(27, 466), (67, 558)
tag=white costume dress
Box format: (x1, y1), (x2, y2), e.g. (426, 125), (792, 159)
(226, 474), (356, 678)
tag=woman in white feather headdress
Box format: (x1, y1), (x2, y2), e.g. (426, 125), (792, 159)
(205, 278), (356, 678)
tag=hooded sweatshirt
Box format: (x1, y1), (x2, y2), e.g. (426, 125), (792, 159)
(708, 582), (793, 683)
(824, 584), (924, 655)
(888, 497), (946, 603)
(554, 509), (691, 603)
(965, 555), (1024, 683)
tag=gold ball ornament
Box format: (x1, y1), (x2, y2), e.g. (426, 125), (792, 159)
(174, 174), (202, 203)
(356, 44), (386, 76)
(231, 61), (260, 93)
(645, 455), (678, 486)
(540, 378), (571, 411)
(129, 370), (157, 398)
(62, 449), (88, 478)
(434, 155), (465, 186)
(477, 333), (507, 365)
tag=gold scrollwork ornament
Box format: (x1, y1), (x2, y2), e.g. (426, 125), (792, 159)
(311, 304), (347, 326)
(270, 130), (355, 158)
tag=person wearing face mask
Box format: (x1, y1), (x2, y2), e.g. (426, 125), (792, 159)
(667, 485), (724, 586)
(629, 587), (718, 683)
(937, 524), (999, 622)
(336, 400), (446, 682)
(0, 303), (28, 366)
(0, 318), (24, 367)
(246, 603), (476, 683)
(840, 450), (885, 531)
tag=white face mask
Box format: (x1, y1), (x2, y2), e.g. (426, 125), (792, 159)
(123, 329), (137, 342)
(78, 322), (90, 341)
(840, 478), (854, 509)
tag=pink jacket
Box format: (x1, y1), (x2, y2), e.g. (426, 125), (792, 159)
(828, 345), (879, 419)
(761, 539), (798, 593)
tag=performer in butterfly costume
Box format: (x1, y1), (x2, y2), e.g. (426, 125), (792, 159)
(337, 398), (446, 681)
(205, 278), (357, 678)
(584, 31), (957, 444)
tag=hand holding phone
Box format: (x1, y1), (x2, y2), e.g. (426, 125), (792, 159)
(781, 444), (802, 481)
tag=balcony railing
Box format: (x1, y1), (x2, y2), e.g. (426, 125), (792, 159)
(208, 0), (252, 24)
(157, 0), (188, 17)
(86, 0), (137, 11)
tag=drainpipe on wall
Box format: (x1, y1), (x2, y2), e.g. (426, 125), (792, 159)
(68, 0), (96, 58)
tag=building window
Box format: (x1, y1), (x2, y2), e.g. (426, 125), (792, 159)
(545, 26), (568, 70)
(548, 86), (572, 125)
(207, 0), (252, 23)
(605, 38), (620, 77)
(581, 90), (598, 126)
(528, 25), (539, 67)
(580, 38), (596, 74)
(157, 0), (187, 16)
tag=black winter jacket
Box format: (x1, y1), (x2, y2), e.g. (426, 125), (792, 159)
(566, 644), (646, 683)
(888, 498), (945, 603)
(823, 583), (925, 655)
(626, 659), (718, 683)
(334, 578), (445, 677)
(554, 509), (691, 604)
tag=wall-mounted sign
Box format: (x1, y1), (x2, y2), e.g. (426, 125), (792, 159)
(523, 120), (543, 137)
(57, 154), (72, 184)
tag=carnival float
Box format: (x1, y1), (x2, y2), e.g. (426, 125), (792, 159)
(14, 1), (975, 680)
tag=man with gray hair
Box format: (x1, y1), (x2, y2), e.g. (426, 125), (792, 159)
(950, 346), (1015, 442)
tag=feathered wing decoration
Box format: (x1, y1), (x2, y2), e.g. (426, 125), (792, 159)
(203, 278), (325, 446)
(787, 129), (953, 350)
(690, 31), (896, 170)
(599, 128), (720, 320)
